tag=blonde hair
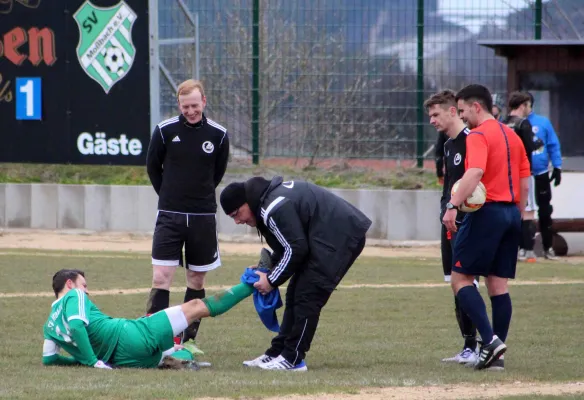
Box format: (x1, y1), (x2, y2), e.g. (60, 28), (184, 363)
(177, 79), (205, 98)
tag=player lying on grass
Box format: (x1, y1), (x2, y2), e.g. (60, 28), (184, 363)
(42, 268), (254, 369)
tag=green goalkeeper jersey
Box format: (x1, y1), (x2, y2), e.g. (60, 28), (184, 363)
(43, 289), (123, 365)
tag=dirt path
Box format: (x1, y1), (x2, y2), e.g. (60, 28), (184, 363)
(3, 230), (584, 263)
(195, 382), (584, 400)
(0, 229), (441, 258)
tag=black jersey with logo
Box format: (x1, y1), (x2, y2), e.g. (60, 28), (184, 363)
(440, 127), (469, 223)
(146, 114), (230, 213)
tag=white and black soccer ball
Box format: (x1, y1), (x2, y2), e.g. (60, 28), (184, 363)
(104, 46), (125, 74)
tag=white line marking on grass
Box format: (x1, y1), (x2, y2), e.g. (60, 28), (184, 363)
(2, 280), (584, 298)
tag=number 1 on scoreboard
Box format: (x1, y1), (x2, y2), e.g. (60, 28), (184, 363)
(16, 77), (42, 120)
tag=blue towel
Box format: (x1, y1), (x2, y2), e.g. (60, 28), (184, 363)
(241, 268), (283, 332)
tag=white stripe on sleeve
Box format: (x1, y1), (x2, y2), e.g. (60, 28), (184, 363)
(267, 217), (293, 282)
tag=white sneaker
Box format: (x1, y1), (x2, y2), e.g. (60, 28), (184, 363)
(442, 348), (478, 364)
(258, 355), (308, 371)
(518, 249), (526, 261)
(525, 250), (537, 263)
(242, 354), (273, 367)
(544, 249), (559, 260)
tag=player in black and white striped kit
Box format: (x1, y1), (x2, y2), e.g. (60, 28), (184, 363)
(146, 79), (230, 355)
(426, 90), (479, 365)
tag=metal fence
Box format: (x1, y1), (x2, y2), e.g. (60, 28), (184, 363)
(152, 0), (581, 164)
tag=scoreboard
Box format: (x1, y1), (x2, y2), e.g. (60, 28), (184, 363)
(0, 0), (150, 165)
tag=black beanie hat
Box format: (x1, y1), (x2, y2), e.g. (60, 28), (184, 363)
(220, 182), (247, 215)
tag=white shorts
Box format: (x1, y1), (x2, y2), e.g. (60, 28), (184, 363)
(525, 176), (538, 212)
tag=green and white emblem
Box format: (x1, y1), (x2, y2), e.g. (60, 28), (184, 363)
(73, 1), (137, 93)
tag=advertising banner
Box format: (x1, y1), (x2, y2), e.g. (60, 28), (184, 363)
(0, 0), (150, 165)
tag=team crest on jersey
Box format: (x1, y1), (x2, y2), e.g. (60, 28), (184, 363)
(454, 153), (462, 165)
(202, 141), (214, 153)
(532, 126), (539, 134)
(73, 1), (138, 94)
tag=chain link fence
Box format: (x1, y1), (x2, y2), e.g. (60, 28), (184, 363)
(155, 0), (580, 163)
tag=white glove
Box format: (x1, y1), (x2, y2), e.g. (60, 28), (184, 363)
(94, 360), (112, 369)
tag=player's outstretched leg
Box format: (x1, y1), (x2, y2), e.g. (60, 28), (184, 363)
(165, 282), (255, 336)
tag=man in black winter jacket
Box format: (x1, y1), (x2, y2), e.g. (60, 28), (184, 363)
(220, 176), (372, 371)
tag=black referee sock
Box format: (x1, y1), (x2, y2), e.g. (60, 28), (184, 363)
(183, 288), (206, 342)
(146, 288), (170, 315)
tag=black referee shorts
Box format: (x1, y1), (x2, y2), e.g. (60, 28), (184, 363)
(151, 210), (221, 272)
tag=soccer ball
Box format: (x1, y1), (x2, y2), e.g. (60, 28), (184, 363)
(451, 179), (487, 213)
(104, 46), (125, 74)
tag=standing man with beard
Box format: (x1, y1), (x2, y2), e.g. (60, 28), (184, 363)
(425, 90), (478, 365)
(444, 84), (530, 370)
(146, 79), (230, 355)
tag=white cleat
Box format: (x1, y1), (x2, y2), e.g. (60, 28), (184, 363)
(442, 348), (478, 364)
(258, 355), (308, 371)
(243, 354), (273, 368)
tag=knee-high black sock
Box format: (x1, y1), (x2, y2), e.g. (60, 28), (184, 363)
(491, 293), (512, 343)
(146, 288), (170, 314)
(454, 296), (477, 350)
(182, 288), (205, 342)
(522, 220), (536, 251)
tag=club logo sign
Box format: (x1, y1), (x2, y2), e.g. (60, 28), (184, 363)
(73, 1), (137, 93)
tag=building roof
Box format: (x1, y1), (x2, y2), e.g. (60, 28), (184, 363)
(478, 40), (584, 57)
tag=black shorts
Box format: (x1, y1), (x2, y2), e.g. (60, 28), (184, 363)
(151, 211), (221, 272)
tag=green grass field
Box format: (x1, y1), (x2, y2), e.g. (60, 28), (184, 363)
(1, 250), (583, 399)
(0, 163), (438, 189)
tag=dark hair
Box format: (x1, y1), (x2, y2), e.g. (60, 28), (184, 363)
(508, 91), (531, 111)
(423, 89), (456, 110)
(455, 84), (493, 113)
(52, 269), (85, 298)
(527, 91), (535, 107)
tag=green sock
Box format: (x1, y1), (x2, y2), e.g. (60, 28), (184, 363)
(202, 283), (254, 317)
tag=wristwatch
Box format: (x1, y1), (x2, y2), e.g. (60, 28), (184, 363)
(446, 202), (458, 210)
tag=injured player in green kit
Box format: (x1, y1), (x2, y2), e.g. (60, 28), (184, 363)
(42, 268), (255, 370)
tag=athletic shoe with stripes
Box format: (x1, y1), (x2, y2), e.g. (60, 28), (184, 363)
(242, 354), (273, 367)
(474, 335), (506, 370)
(441, 347), (478, 364)
(257, 355), (308, 371)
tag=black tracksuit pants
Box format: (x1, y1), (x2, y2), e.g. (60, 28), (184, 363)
(534, 173), (554, 251)
(265, 237), (366, 365)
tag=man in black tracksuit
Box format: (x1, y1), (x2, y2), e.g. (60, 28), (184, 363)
(146, 79), (230, 354)
(425, 90), (480, 365)
(435, 131), (447, 185)
(219, 176), (372, 371)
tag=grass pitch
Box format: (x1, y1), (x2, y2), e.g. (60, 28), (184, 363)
(0, 251), (583, 399)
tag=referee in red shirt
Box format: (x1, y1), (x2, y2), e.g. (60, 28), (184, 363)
(443, 84), (530, 370)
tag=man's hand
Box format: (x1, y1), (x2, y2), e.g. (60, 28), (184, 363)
(253, 270), (274, 295)
(94, 360), (112, 369)
(549, 168), (561, 187)
(442, 208), (458, 233)
(437, 177), (444, 186)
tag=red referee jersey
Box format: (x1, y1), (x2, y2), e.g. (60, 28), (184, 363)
(465, 119), (530, 204)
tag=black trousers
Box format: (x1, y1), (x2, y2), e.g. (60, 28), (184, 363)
(534, 173), (553, 251)
(440, 224), (456, 278)
(265, 237), (366, 365)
